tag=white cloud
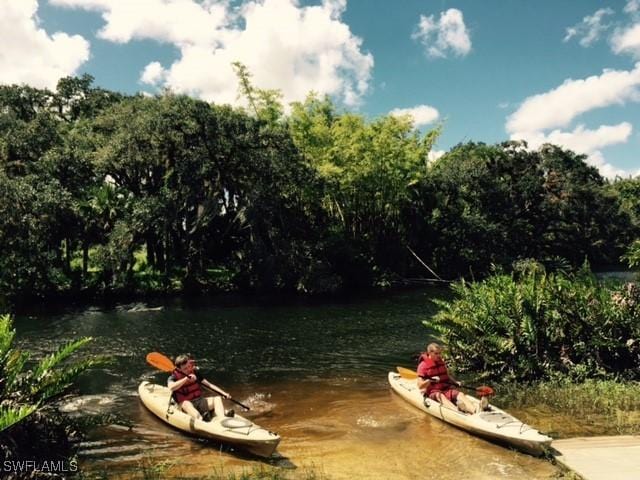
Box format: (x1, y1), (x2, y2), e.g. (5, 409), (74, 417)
(511, 123), (632, 154)
(511, 124), (633, 179)
(612, 24), (640, 58)
(52, 0), (373, 107)
(427, 149), (445, 163)
(506, 66), (640, 179)
(389, 104), (439, 128)
(587, 150), (632, 179)
(625, 0), (640, 15)
(563, 8), (614, 47)
(412, 9), (471, 59)
(0, 0), (90, 89)
(140, 61), (166, 85)
(51, 0), (230, 46)
(506, 63), (640, 133)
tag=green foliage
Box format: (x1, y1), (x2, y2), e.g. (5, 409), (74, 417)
(289, 93), (440, 286)
(0, 314), (106, 432)
(0, 171), (75, 303)
(428, 262), (640, 382)
(0, 313), (108, 469)
(419, 141), (634, 277)
(232, 61), (284, 125)
(0, 73), (638, 302)
(0, 404), (37, 432)
(610, 176), (640, 228)
(498, 379), (640, 435)
(623, 239), (640, 269)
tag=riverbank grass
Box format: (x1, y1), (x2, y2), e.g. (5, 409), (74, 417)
(80, 458), (328, 480)
(498, 379), (640, 435)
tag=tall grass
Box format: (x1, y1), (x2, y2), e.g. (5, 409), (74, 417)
(498, 379), (640, 435)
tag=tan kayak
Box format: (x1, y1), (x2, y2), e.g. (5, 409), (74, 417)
(388, 372), (552, 456)
(138, 381), (280, 457)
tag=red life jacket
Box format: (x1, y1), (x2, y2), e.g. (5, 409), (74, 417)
(417, 353), (451, 394)
(171, 368), (202, 403)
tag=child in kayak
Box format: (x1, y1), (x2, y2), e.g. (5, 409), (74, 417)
(417, 343), (487, 414)
(167, 354), (234, 421)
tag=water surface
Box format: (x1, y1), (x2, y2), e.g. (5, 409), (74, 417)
(16, 289), (560, 479)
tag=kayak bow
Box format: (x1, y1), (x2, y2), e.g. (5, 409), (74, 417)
(138, 381), (280, 457)
(388, 372), (551, 456)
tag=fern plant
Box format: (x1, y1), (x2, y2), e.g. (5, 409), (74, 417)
(0, 314), (106, 433)
(427, 262), (640, 382)
(0, 404), (37, 432)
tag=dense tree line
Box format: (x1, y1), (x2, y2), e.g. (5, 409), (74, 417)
(0, 75), (638, 305)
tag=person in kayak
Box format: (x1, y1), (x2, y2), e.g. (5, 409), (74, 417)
(167, 354), (234, 421)
(417, 343), (486, 414)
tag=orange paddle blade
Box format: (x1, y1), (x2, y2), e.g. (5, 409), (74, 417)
(146, 352), (175, 372)
(397, 366), (418, 379)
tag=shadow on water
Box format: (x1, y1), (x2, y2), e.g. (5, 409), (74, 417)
(14, 288), (561, 479)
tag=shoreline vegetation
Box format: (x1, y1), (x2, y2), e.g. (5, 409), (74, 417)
(0, 314), (108, 479)
(424, 261), (640, 451)
(1, 70), (639, 477)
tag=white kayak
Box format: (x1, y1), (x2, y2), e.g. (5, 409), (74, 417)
(138, 381), (280, 457)
(388, 372), (552, 456)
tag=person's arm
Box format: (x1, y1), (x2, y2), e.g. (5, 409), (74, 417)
(201, 378), (231, 398)
(417, 374), (441, 390)
(417, 362), (440, 392)
(417, 376), (430, 391)
(168, 374), (197, 392)
(447, 373), (462, 387)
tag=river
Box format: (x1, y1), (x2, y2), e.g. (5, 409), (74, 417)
(15, 289), (560, 479)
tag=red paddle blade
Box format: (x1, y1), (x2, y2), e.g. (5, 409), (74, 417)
(146, 352), (175, 372)
(476, 386), (494, 397)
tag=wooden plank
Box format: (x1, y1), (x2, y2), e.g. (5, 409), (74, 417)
(553, 436), (640, 480)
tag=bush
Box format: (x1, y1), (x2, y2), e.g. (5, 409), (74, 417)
(0, 314), (107, 470)
(427, 261), (640, 382)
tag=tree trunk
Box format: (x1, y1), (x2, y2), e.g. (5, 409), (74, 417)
(82, 241), (89, 277)
(65, 238), (72, 274)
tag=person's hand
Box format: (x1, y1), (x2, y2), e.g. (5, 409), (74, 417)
(187, 374), (197, 383)
(431, 376), (440, 383)
(456, 380), (463, 387)
(224, 392), (231, 399)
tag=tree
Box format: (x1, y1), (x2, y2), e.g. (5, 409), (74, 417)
(416, 141), (634, 278)
(289, 93), (440, 285)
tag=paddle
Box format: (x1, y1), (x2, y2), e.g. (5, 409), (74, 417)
(146, 352), (251, 411)
(396, 366), (494, 397)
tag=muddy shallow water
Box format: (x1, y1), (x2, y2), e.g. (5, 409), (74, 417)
(77, 378), (560, 479)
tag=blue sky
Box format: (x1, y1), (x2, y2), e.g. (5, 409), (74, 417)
(2, 0), (640, 177)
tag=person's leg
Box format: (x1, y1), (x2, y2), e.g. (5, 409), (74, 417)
(180, 400), (202, 420)
(205, 396), (216, 414)
(193, 397), (212, 421)
(455, 392), (477, 414)
(431, 391), (457, 410)
(212, 396), (225, 417)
